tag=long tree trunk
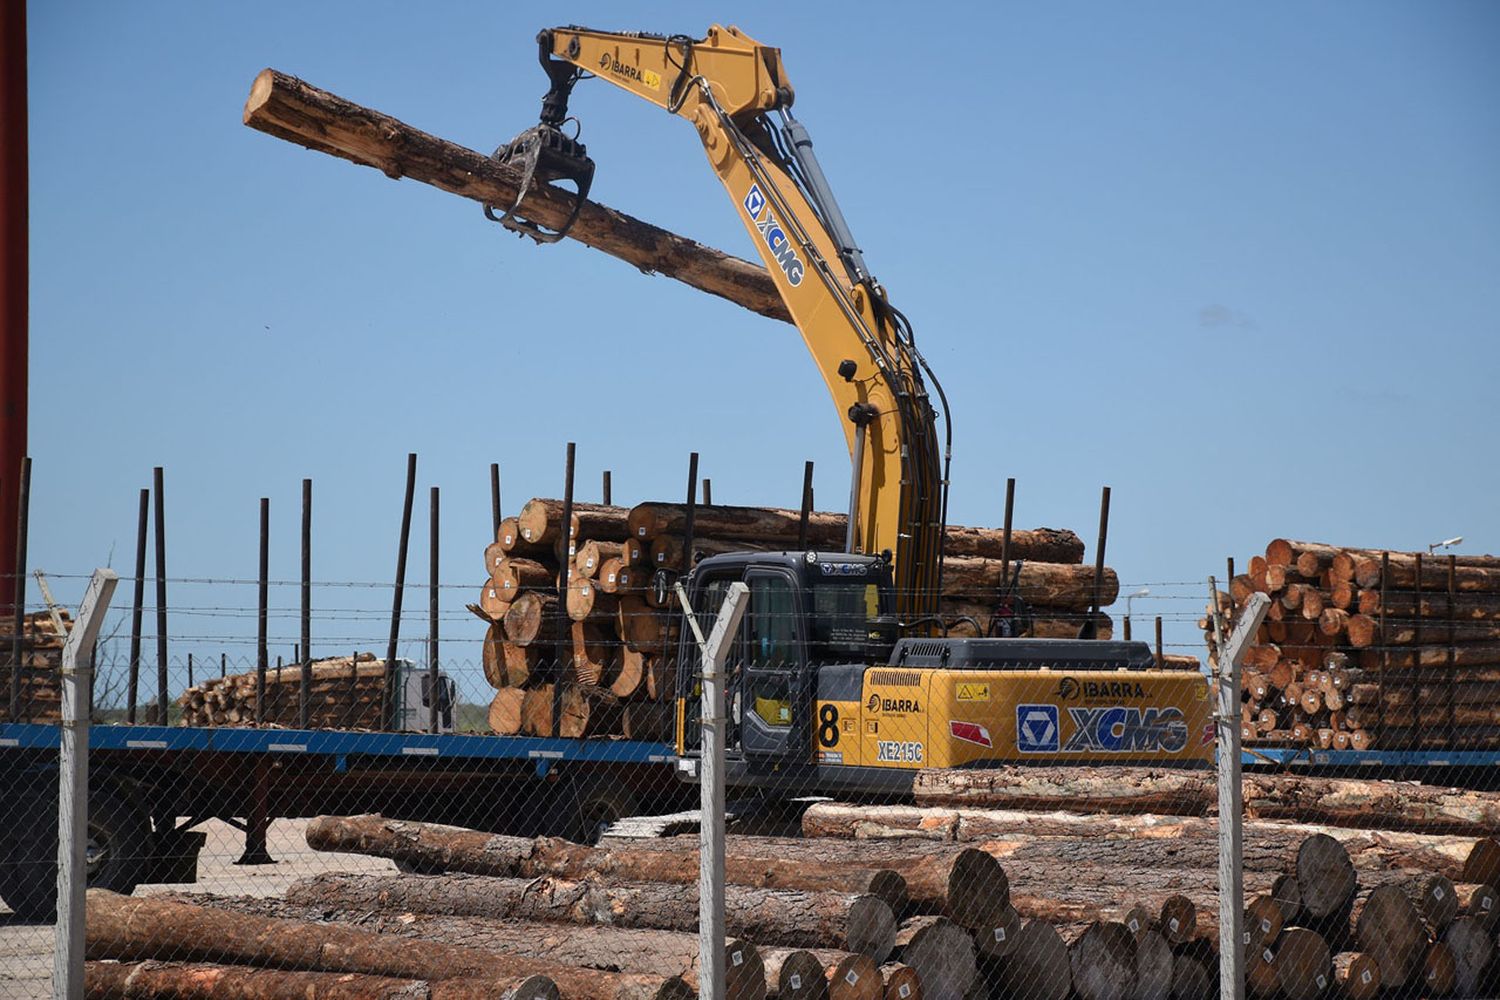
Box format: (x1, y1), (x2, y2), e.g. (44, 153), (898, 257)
(85, 891), (691, 1000)
(283, 872), (896, 959)
(305, 815), (910, 914)
(798, 803), (1481, 875)
(83, 961), (559, 1000)
(908, 767), (1500, 835)
(243, 71), (792, 323)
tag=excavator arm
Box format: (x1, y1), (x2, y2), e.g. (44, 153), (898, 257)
(519, 25), (950, 621)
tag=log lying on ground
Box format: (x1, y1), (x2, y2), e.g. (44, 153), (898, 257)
(284, 872), (896, 959)
(908, 767), (1500, 834)
(911, 767), (1214, 815)
(83, 960), (560, 1000)
(304, 815), (909, 914)
(892, 917), (975, 1000)
(985, 921), (1069, 1000)
(85, 891), (691, 1000)
(164, 896), (816, 1000)
(798, 803), (1480, 874)
(243, 70), (791, 323)
(1354, 884), (1427, 989)
(1066, 922), (1136, 1000)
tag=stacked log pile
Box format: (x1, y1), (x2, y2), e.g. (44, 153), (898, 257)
(87, 802), (1500, 1000)
(796, 782), (1500, 999)
(478, 496), (1177, 739)
(1206, 539), (1500, 750)
(176, 652), (381, 728)
(1, 610), (70, 723)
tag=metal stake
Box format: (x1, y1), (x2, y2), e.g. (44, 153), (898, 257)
(490, 462), (502, 536)
(383, 454), (417, 729)
(152, 467), (168, 724)
(552, 443), (576, 737)
(429, 486), (440, 734)
(126, 487), (147, 724)
(299, 478), (311, 729)
(256, 498), (268, 726)
(9, 456), (28, 720)
(797, 461), (814, 550)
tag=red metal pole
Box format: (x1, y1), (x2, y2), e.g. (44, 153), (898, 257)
(0, 2), (28, 619)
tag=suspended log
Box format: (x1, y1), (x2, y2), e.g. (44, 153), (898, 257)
(284, 871), (897, 959)
(892, 917), (975, 1000)
(82, 961), (559, 1000)
(84, 891), (690, 1000)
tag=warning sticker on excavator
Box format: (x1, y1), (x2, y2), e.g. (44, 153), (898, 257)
(956, 682), (990, 702)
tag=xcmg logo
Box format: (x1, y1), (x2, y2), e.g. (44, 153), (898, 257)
(1061, 705), (1189, 753)
(742, 184), (805, 286)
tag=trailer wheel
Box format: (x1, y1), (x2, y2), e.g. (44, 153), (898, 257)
(84, 789), (150, 896)
(0, 786), (148, 922)
(576, 785), (639, 845)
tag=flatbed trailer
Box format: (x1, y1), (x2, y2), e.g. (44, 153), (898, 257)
(0, 721), (685, 920)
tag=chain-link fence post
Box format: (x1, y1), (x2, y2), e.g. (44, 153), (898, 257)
(54, 568), (119, 999)
(678, 578), (749, 1000)
(1210, 587), (1269, 1000)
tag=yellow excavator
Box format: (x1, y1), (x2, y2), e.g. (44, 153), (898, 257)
(498, 26), (1211, 791)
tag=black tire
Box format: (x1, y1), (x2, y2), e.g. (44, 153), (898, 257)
(0, 785), (148, 922)
(84, 789), (150, 896)
(574, 783), (639, 845)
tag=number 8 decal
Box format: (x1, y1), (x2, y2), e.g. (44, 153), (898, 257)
(818, 704), (840, 747)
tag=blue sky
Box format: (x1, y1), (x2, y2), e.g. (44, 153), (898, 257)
(22, 2), (1500, 683)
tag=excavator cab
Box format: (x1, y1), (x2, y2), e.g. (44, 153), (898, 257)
(675, 551), (893, 784)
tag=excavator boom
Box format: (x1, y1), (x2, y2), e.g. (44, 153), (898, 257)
(521, 25), (949, 621)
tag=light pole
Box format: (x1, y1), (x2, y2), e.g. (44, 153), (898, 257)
(1428, 536), (1463, 555)
(1125, 587), (1150, 620)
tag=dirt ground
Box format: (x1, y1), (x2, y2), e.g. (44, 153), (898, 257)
(0, 817), (396, 999)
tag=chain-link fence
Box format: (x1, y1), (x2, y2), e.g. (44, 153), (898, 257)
(2, 568), (1498, 1000)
